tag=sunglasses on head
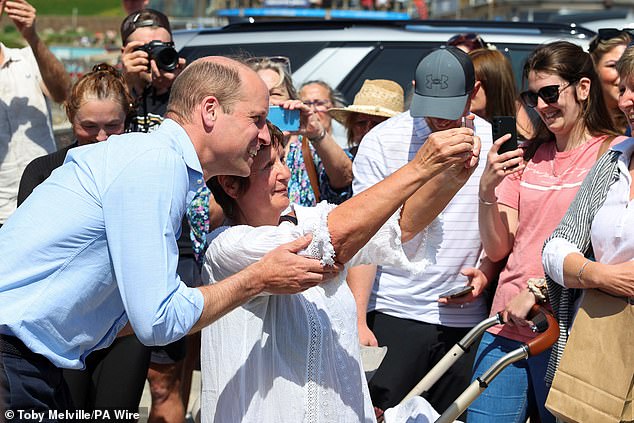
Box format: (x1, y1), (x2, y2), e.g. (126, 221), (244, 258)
(520, 81), (575, 108)
(589, 28), (634, 53)
(245, 55), (292, 75)
(447, 33), (487, 50)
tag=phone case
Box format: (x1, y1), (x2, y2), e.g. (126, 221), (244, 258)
(268, 106), (300, 132)
(492, 116), (518, 155)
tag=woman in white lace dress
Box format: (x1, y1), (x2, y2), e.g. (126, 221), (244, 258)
(199, 122), (479, 422)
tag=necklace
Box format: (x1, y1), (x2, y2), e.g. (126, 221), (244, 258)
(550, 136), (595, 178)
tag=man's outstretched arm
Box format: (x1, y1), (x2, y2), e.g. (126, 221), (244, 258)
(190, 234), (341, 333)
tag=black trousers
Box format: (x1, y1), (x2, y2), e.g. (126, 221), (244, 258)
(0, 335), (73, 421)
(367, 311), (479, 415)
(63, 335), (150, 411)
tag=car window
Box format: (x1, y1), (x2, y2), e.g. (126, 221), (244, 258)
(338, 42), (541, 102)
(497, 44), (542, 90)
(337, 43), (435, 103)
(179, 42), (328, 74)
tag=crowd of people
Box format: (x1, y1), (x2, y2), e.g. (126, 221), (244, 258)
(1, 1), (633, 422)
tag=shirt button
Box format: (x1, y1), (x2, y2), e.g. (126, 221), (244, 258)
(196, 179), (203, 184)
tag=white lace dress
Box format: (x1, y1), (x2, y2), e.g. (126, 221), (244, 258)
(200, 202), (442, 423)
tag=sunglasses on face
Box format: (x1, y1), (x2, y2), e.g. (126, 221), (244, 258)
(589, 28), (634, 53)
(520, 82), (575, 108)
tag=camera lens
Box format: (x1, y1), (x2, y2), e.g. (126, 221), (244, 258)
(153, 46), (179, 72)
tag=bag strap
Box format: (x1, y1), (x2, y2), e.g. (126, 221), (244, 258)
(596, 135), (615, 161)
(301, 136), (321, 203)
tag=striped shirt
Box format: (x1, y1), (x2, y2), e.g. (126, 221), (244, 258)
(352, 111), (492, 327)
(541, 139), (630, 384)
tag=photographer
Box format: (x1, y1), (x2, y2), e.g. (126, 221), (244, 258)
(120, 8), (185, 132)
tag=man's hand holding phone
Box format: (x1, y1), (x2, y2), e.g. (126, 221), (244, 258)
(438, 267), (489, 305)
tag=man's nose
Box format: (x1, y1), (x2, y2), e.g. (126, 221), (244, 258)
(258, 124), (271, 146)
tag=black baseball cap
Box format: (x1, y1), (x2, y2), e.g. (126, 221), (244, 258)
(121, 9), (172, 44)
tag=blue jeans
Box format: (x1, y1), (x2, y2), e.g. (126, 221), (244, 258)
(467, 332), (555, 423)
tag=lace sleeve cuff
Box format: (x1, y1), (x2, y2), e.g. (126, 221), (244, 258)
(348, 207), (441, 275)
(294, 201), (338, 266)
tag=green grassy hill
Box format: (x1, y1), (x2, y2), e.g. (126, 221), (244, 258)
(29, 0), (123, 16)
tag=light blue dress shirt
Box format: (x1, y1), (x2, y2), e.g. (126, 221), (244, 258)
(0, 119), (205, 369)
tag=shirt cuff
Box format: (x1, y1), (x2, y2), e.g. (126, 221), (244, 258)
(542, 237), (581, 287)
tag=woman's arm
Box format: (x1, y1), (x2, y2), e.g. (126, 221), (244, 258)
(192, 235), (342, 333)
(309, 131), (353, 190)
(542, 150), (634, 298)
(283, 100), (353, 189)
(559, 254), (634, 297)
(400, 133), (481, 242)
(478, 134), (524, 261)
(328, 127), (476, 263)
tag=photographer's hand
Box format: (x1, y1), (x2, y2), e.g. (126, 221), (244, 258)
(121, 41), (151, 95)
(149, 56), (187, 93)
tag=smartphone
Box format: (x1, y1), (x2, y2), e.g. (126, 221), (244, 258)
(492, 116), (518, 155)
(268, 106), (300, 132)
(438, 285), (474, 299)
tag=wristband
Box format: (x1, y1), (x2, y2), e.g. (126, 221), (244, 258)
(577, 259), (591, 285)
(478, 195), (497, 206)
(308, 128), (326, 144)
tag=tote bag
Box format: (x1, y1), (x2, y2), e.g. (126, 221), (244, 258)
(546, 289), (634, 423)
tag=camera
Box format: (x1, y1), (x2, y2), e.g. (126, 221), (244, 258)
(135, 40), (179, 72)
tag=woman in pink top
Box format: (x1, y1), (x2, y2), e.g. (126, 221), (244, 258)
(468, 41), (622, 423)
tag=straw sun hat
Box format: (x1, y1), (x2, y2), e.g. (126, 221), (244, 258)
(328, 79), (404, 125)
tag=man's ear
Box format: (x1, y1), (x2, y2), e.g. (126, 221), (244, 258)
(201, 95), (220, 129)
(576, 77), (591, 102)
(217, 175), (240, 199)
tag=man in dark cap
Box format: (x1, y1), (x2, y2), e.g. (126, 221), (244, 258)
(348, 46), (496, 416)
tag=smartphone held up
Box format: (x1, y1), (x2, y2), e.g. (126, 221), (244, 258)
(268, 106), (300, 132)
(492, 116), (518, 155)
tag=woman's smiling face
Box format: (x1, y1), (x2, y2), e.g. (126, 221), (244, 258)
(527, 71), (585, 137)
(235, 142), (291, 227)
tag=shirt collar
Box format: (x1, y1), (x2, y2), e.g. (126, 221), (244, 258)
(160, 118), (203, 177)
(412, 115), (431, 140)
(611, 137), (634, 160)
(0, 43), (25, 68)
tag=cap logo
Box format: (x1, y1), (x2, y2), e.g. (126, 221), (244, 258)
(426, 74), (449, 89)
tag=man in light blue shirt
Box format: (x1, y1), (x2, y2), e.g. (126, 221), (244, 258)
(0, 56), (337, 414)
